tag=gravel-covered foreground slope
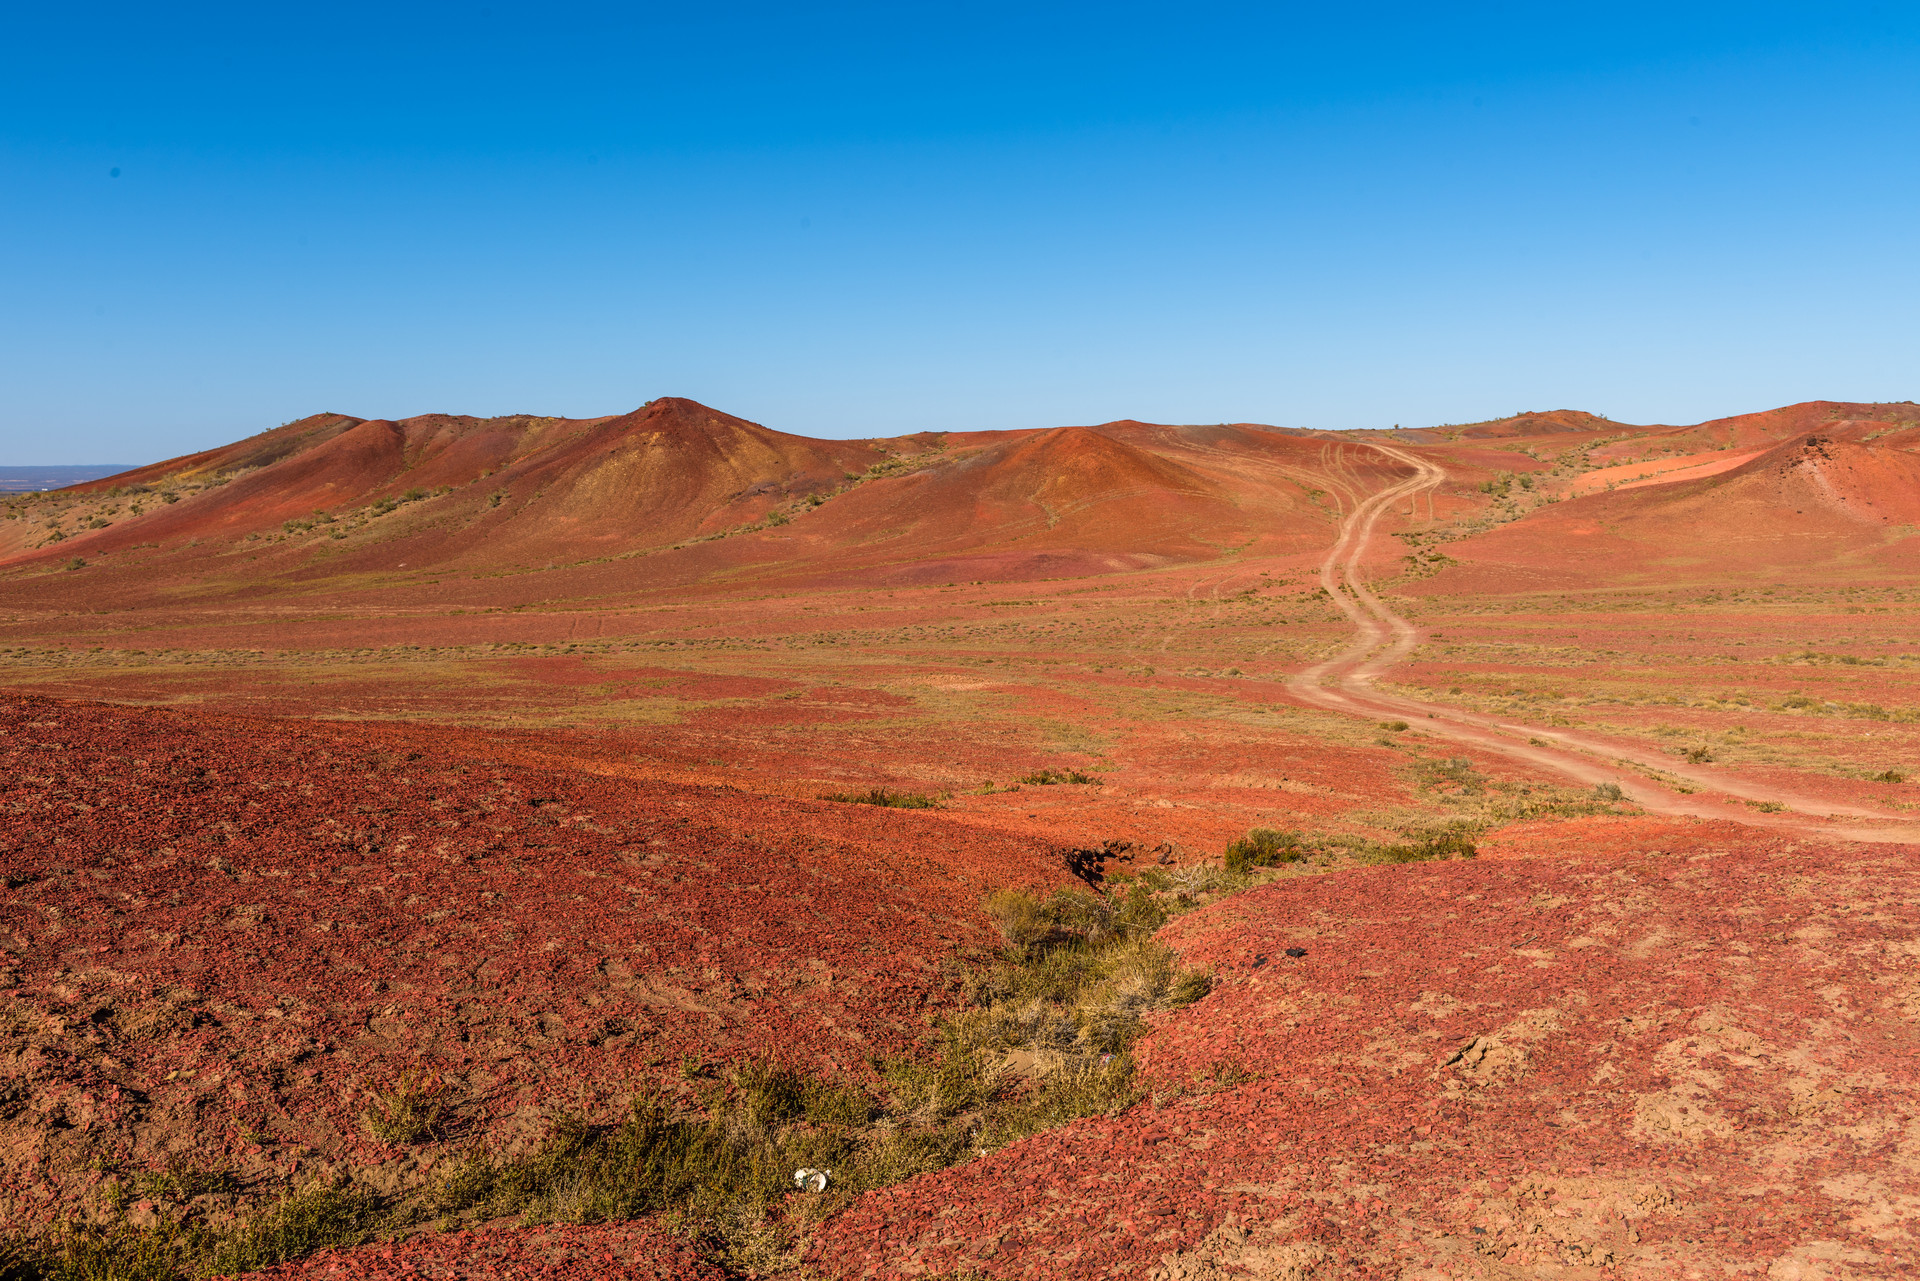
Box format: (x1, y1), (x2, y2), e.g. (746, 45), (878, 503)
(813, 842), (1920, 1279)
(0, 693), (1072, 1235)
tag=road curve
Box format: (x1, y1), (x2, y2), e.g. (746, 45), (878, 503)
(1285, 442), (1920, 844)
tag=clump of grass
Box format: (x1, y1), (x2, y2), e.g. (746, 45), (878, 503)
(1018, 768), (1101, 786)
(361, 1069), (451, 1145)
(208, 1186), (385, 1275)
(429, 875), (1219, 1266)
(821, 788), (941, 809)
(426, 1068), (868, 1237)
(1363, 823), (1479, 864)
(6, 1185), (384, 1281)
(7, 877), (1235, 1280)
(1592, 782), (1625, 801)
(1222, 827), (1305, 874)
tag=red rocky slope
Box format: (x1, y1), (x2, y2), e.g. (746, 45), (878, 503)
(0, 693), (1074, 1233)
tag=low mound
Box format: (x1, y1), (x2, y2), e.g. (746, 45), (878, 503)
(813, 839), (1920, 1277)
(656, 425), (1258, 586)
(1566, 400), (1920, 468)
(719, 422), (1397, 586)
(817, 425), (1232, 579)
(1429, 432), (1920, 589)
(1453, 409), (1618, 439)
(1733, 432), (1920, 525)
(1396, 410), (1623, 443)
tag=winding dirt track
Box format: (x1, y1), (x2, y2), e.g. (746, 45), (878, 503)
(1286, 442), (1920, 844)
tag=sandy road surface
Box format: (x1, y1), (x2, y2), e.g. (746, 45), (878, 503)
(1286, 442), (1920, 843)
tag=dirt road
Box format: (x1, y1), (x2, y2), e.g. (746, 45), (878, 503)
(1286, 442), (1920, 842)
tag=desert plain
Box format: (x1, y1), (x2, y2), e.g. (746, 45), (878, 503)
(2, 397), (1918, 1280)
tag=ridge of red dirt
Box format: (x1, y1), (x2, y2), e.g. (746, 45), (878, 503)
(1437, 409), (1622, 440)
(65, 414), (375, 494)
(813, 837), (1920, 1279)
(2, 399), (889, 575)
(1429, 432), (1920, 591)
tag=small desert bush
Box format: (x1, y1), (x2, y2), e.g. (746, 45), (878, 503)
(362, 1069), (451, 1145)
(208, 1186), (385, 1276)
(1222, 828), (1304, 874)
(1362, 823), (1479, 864)
(821, 788), (941, 809)
(1018, 768), (1100, 786)
(427, 1066), (869, 1232)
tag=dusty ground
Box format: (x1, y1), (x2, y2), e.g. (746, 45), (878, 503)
(814, 837), (1920, 1279)
(3, 397), (1918, 1277)
(0, 694), (1078, 1233)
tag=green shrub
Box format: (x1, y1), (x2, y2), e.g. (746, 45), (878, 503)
(209, 1186), (384, 1275)
(821, 788), (940, 809)
(1018, 768), (1101, 785)
(1223, 828), (1303, 874)
(1366, 824), (1479, 864)
(361, 1070), (451, 1146)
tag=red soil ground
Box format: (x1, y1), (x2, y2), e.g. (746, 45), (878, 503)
(0, 693), (1076, 1234)
(4, 395), (1919, 1278)
(814, 837), (1920, 1279)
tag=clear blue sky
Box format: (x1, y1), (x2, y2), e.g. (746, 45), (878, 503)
(3, 2), (1918, 463)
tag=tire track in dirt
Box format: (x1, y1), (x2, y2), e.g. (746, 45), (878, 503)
(1286, 442), (1920, 843)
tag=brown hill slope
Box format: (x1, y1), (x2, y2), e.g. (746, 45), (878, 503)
(1444, 408), (1621, 440)
(1580, 398), (1920, 466)
(759, 425), (1242, 584)
(0, 399), (888, 575)
(620, 422), (1423, 589)
(1429, 432), (1920, 590)
(0, 411), (1426, 600)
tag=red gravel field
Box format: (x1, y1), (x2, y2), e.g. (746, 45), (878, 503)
(817, 839), (1920, 1279)
(3, 397), (1918, 1278)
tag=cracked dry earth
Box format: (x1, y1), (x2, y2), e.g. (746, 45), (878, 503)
(813, 842), (1920, 1280)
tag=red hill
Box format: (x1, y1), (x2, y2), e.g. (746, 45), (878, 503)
(0, 399), (888, 576)
(1430, 431), (1920, 590)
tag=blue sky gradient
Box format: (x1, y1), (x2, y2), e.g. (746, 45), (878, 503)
(3, 2), (1918, 462)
